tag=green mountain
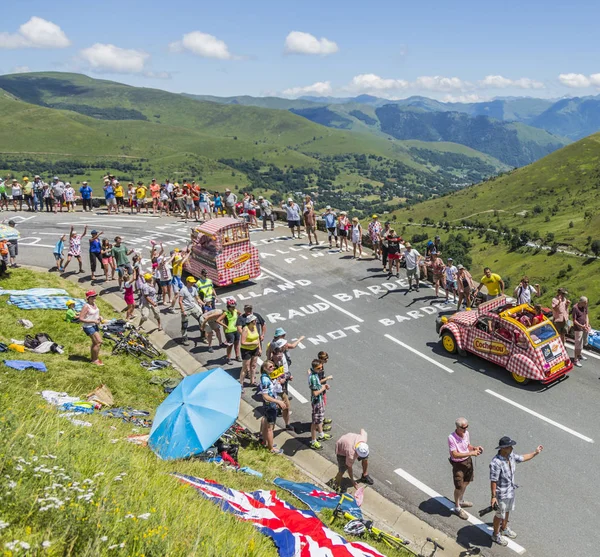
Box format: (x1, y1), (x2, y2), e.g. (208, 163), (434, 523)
(390, 133), (600, 321)
(0, 72), (507, 214)
(529, 96), (600, 140)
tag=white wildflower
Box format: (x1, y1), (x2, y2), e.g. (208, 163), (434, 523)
(0, 520), (9, 529)
(125, 513), (135, 519)
(42, 541), (51, 548)
(110, 439), (119, 444)
(26, 434), (35, 439)
(137, 513), (151, 520)
(100, 536), (108, 542)
(5, 541), (19, 551)
(20, 542), (30, 550)
(15, 465), (24, 472)
(93, 472), (104, 478)
(7, 480), (16, 489)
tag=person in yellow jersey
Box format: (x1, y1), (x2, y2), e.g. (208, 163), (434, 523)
(474, 267), (505, 302)
(196, 268), (216, 309)
(169, 248), (191, 311)
(239, 314), (261, 386)
(113, 181), (125, 213)
(135, 181), (148, 214)
(216, 298), (241, 365)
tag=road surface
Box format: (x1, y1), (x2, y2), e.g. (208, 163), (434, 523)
(9, 209), (600, 557)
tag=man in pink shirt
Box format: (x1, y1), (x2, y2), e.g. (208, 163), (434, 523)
(334, 429), (373, 490)
(448, 417), (483, 520)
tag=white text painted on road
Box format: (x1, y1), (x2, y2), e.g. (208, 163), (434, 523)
(385, 334), (455, 373)
(485, 389), (594, 443)
(266, 302), (330, 323)
(313, 294), (364, 323)
(394, 467), (526, 555)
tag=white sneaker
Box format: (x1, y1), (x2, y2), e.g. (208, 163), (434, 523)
(580, 354), (588, 361)
(502, 527), (517, 539)
(491, 534), (508, 546)
(574, 360), (583, 367)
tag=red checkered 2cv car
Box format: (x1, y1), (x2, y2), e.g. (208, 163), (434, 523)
(436, 296), (574, 385)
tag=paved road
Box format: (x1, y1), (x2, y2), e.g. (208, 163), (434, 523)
(10, 210), (600, 557)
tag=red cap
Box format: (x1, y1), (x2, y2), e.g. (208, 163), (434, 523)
(85, 290), (97, 298)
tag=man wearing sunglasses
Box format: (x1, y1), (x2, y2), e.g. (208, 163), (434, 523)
(448, 417), (484, 520)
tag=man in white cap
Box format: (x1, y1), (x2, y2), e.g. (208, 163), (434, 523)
(224, 188), (238, 219)
(334, 428), (373, 490)
(258, 196), (274, 231)
(285, 198), (302, 239)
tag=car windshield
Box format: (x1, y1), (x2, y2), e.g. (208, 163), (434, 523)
(528, 323), (557, 345)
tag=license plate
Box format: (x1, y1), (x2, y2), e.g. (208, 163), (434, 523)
(232, 274), (250, 283)
(550, 361), (565, 375)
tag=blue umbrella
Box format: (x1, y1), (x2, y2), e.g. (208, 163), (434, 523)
(148, 367), (241, 460)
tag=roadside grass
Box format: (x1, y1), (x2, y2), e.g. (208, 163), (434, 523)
(0, 269), (409, 557)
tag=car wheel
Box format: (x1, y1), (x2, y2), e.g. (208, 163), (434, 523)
(441, 331), (458, 354)
(511, 372), (530, 385)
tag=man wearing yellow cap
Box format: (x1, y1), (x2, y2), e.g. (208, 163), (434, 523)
(368, 215), (382, 260)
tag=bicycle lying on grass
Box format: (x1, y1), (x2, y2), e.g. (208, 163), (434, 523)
(330, 493), (412, 552)
(101, 322), (161, 359)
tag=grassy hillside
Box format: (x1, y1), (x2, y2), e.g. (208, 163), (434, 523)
(391, 133), (600, 322)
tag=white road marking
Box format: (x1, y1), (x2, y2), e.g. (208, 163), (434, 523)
(485, 389), (594, 443)
(385, 334), (454, 373)
(256, 356), (308, 403)
(564, 341), (600, 361)
(58, 222), (124, 229)
(18, 238), (54, 248)
(394, 468), (526, 555)
(313, 294), (364, 323)
(260, 267), (294, 286)
(150, 230), (189, 241)
(79, 217), (149, 223)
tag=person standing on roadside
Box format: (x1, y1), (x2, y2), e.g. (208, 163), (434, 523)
(403, 242), (422, 292)
(474, 267), (505, 301)
(178, 276), (204, 346)
(237, 304), (266, 345)
(103, 178), (117, 215)
(350, 217), (363, 260)
(309, 359), (331, 450)
(62, 225), (87, 274)
(444, 258), (458, 302)
(514, 276), (541, 306)
(88, 229), (103, 281)
(150, 179), (161, 214)
(456, 264), (475, 309)
(217, 298), (241, 365)
(431, 253), (446, 297)
(386, 229), (402, 276)
(196, 268), (216, 310)
(448, 417), (483, 520)
(572, 296), (591, 367)
(322, 206), (338, 249)
(111, 236), (134, 289)
(368, 215), (382, 260)
(490, 436), (543, 546)
(303, 195), (318, 245)
(337, 211), (350, 252)
(79, 290), (104, 366)
(136, 181), (148, 214)
(551, 287), (570, 344)
(32, 176), (45, 212)
(51, 176), (65, 214)
(79, 181), (93, 212)
(0, 179), (8, 211)
(285, 198), (302, 239)
(224, 188), (237, 218)
(22, 177), (33, 211)
(114, 181), (125, 212)
(139, 272), (162, 331)
(380, 221), (391, 272)
(259, 360), (286, 455)
(334, 429), (373, 491)
(258, 196), (275, 231)
(7, 220), (19, 268)
(11, 179), (23, 212)
(239, 315), (262, 386)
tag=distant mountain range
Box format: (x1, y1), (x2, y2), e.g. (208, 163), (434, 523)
(184, 92), (569, 167)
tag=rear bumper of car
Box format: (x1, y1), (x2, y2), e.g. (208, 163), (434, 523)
(541, 359), (573, 384)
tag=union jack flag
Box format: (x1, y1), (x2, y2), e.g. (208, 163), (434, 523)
(172, 474), (386, 557)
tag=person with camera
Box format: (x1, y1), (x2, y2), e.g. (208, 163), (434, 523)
(448, 417), (483, 520)
(489, 436), (543, 546)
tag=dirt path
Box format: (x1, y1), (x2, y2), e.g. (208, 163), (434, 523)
(0, 151), (139, 159)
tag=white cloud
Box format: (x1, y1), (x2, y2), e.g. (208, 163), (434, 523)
(349, 73), (409, 91)
(414, 76), (467, 92)
(558, 73), (591, 88)
(283, 81), (332, 97)
(0, 16), (70, 49)
(170, 32), (234, 59)
(443, 94), (483, 103)
(80, 43), (149, 74)
(284, 31), (338, 55)
(590, 74), (600, 87)
(143, 71), (172, 80)
(480, 75), (544, 89)
(11, 65), (31, 74)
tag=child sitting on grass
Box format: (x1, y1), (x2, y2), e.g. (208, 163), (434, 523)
(65, 299), (80, 323)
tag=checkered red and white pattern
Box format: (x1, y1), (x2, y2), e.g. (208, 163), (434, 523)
(441, 298), (572, 382)
(184, 218), (260, 286)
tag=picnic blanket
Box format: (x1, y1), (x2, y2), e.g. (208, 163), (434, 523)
(7, 296), (85, 311)
(4, 360), (47, 372)
(0, 288), (68, 297)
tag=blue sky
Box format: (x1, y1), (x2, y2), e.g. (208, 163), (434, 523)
(1, 0), (599, 101)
